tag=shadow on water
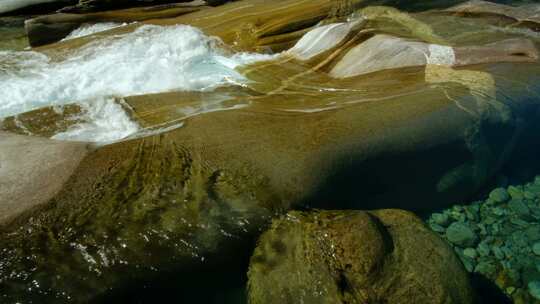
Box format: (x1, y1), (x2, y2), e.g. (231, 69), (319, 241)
(92, 235), (257, 304)
(471, 273), (512, 304)
(305, 99), (540, 214)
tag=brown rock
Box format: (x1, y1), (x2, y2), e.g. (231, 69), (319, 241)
(248, 209), (474, 304)
(25, 0), (208, 47)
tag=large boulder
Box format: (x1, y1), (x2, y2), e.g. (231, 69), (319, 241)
(248, 209), (474, 304)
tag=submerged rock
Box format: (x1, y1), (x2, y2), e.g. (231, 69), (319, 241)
(446, 222), (478, 247)
(530, 281), (540, 300)
(248, 209), (474, 304)
(489, 188), (510, 204)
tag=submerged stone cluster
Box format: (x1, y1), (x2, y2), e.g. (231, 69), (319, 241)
(428, 176), (540, 303)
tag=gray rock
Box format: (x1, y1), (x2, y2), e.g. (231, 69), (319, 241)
(446, 222), (478, 248)
(489, 188), (510, 204)
(529, 281), (540, 300)
(465, 209), (478, 221)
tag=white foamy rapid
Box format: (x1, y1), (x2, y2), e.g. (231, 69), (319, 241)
(51, 97), (139, 143)
(61, 22), (126, 41)
(0, 24), (276, 142)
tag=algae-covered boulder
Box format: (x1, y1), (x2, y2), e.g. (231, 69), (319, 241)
(248, 209), (474, 304)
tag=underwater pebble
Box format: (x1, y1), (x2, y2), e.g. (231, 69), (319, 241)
(461, 257), (475, 272)
(432, 213), (450, 227)
(477, 242), (491, 257)
(446, 222), (477, 248)
(508, 186), (524, 200)
(489, 188), (510, 204)
(533, 243), (540, 256)
(475, 261), (497, 276)
(508, 199), (530, 218)
(429, 223), (446, 233)
(493, 246), (505, 260)
(528, 184), (540, 194)
(529, 281), (540, 300)
(463, 248), (477, 259)
(524, 191), (536, 200)
(492, 208), (505, 217)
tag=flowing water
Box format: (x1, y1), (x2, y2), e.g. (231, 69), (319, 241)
(0, 24), (275, 142)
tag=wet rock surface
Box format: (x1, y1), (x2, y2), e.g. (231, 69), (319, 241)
(428, 176), (540, 303)
(0, 0), (540, 302)
(248, 209), (473, 304)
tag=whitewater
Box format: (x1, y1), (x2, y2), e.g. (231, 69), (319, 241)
(0, 24), (275, 142)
